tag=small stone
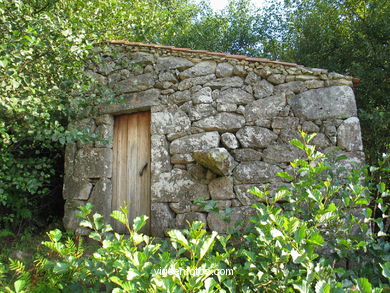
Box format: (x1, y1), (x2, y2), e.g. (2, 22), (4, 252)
(216, 62), (234, 77)
(253, 79), (274, 99)
(169, 201), (192, 214)
(178, 74), (216, 91)
(193, 148), (238, 176)
(217, 88), (254, 105)
(236, 126), (278, 149)
(233, 65), (246, 77)
(274, 81), (306, 94)
(151, 203), (175, 237)
(176, 212), (207, 229)
(231, 148), (262, 162)
(267, 74), (285, 85)
(302, 121), (320, 133)
(168, 90), (191, 104)
(205, 76), (244, 88)
(209, 177), (235, 200)
(171, 153), (194, 164)
(193, 113), (245, 132)
(187, 104), (217, 121)
(305, 80), (324, 89)
(233, 161), (282, 184)
(245, 72), (259, 85)
(221, 133), (239, 149)
(263, 144), (304, 163)
(192, 87), (213, 104)
(271, 117), (299, 129)
(217, 103), (237, 112)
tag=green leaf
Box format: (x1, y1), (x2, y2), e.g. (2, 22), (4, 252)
(315, 280), (331, 293)
(270, 228), (284, 239)
(356, 278), (372, 293)
(295, 225), (306, 244)
(381, 262), (390, 279)
(79, 220), (93, 229)
(168, 230), (190, 249)
(53, 262), (69, 274)
(290, 138), (305, 151)
(110, 210), (128, 225)
(199, 231), (217, 262)
(308, 232), (324, 246)
(14, 280), (27, 293)
(133, 215), (148, 232)
(277, 171), (293, 181)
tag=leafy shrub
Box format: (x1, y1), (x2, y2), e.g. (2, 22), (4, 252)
(1, 132), (389, 292)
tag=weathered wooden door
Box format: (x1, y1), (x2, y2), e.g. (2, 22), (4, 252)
(112, 112), (151, 233)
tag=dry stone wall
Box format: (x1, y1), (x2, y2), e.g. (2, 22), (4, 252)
(63, 42), (364, 236)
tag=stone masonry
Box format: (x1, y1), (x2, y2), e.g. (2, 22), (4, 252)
(63, 41), (364, 236)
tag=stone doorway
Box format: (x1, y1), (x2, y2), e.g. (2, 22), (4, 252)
(112, 112), (151, 233)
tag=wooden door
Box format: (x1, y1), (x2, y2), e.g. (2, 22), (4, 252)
(112, 112), (151, 233)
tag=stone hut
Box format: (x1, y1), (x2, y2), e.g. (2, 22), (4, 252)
(63, 41), (364, 236)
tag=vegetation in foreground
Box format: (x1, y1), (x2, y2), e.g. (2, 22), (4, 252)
(0, 133), (389, 292)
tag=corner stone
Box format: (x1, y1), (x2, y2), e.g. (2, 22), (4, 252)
(337, 117), (363, 151)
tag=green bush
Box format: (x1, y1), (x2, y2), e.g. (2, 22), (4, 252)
(1, 133), (389, 292)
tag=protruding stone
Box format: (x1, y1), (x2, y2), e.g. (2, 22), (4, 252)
(170, 131), (220, 154)
(193, 113), (245, 132)
(245, 94), (286, 122)
(152, 169), (209, 202)
(289, 86), (357, 119)
(253, 79), (274, 99)
(236, 126), (278, 149)
(209, 177), (235, 200)
(216, 62), (234, 77)
(193, 148), (237, 176)
(337, 117), (363, 151)
(151, 203), (175, 237)
(221, 133), (239, 149)
(179, 61), (216, 79)
(217, 88), (254, 105)
(156, 56), (193, 71)
(176, 212), (207, 229)
(233, 161), (282, 183)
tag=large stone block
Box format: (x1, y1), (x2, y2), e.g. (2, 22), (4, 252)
(64, 143), (77, 176)
(151, 106), (191, 135)
(245, 94), (286, 122)
(209, 177), (235, 200)
(193, 113), (245, 132)
(179, 61), (216, 79)
(233, 161), (282, 183)
(187, 104), (217, 121)
(152, 169), (209, 202)
(114, 73), (155, 93)
(74, 148), (112, 178)
(337, 117), (363, 151)
(236, 126), (278, 149)
(63, 200), (86, 232)
(289, 86), (357, 119)
(156, 56), (193, 71)
(192, 87), (213, 104)
(193, 148), (237, 176)
(170, 131), (220, 154)
(95, 123), (113, 148)
(217, 88), (254, 105)
(151, 203), (176, 237)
